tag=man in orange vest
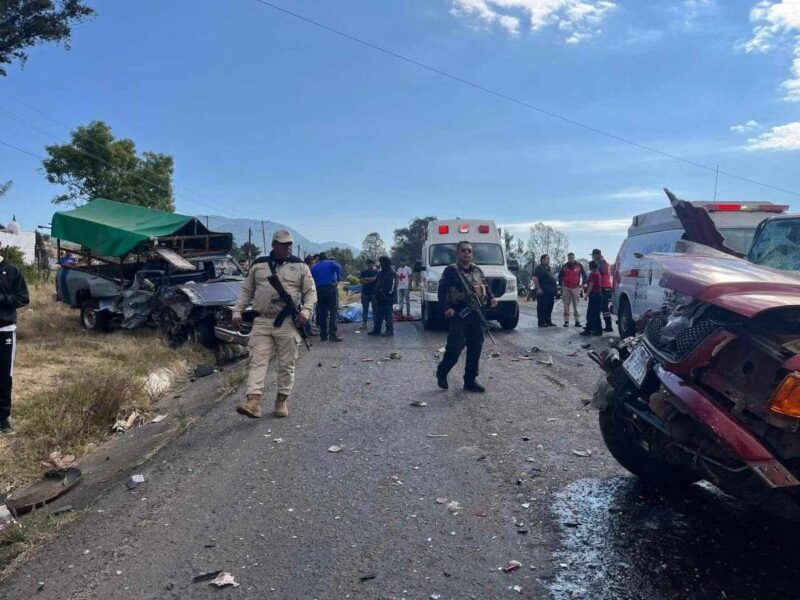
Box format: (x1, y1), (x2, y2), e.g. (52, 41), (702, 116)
(591, 249), (614, 333)
(557, 253), (586, 327)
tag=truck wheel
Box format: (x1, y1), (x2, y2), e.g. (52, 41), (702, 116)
(499, 305), (519, 330)
(80, 301), (111, 332)
(598, 408), (699, 487)
(422, 302), (439, 331)
(617, 298), (635, 339)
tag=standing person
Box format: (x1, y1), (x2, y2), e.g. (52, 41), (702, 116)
(0, 242), (30, 434)
(368, 256), (397, 337)
(558, 253), (586, 328)
(591, 249), (614, 332)
(232, 230), (317, 419)
(359, 259), (379, 328)
(580, 261), (603, 336)
(435, 241), (497, 393)
(396, 259), (413, 317)
(311, 252), (343, 342)
(533, 254), (557, 327)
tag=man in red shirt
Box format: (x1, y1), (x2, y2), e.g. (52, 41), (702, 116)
(557, 252), (586, 327)
(591, 248), (614, 333)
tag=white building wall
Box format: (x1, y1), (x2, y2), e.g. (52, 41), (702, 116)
(0, 230), (36, 264)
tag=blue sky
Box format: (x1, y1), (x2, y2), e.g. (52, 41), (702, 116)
(1, 0), (799, 258)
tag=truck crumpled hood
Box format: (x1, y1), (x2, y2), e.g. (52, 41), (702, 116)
(179, 278), (243, 306)
(656, 254), (800, 318)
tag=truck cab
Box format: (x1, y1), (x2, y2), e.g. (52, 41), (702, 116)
(414, 219), (520, 330)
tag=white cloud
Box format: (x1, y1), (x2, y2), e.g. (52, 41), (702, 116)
(502, 218), (632, 233)
(605, 187), (663, 200)
(449, 0), (616, 42)
(730, 119), (761, 133)
(744, 0), (800, 101)
(746, 120), (800, 150)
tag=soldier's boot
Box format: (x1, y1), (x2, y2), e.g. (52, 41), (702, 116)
(236, 394), (262, 419)
(274, 393), (289, 418)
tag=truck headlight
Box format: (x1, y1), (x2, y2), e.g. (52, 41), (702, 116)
(425, 280), (439, 294)
(506, 278), (517, 294)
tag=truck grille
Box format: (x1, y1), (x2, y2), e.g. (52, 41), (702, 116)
(487, 278), (507, 297)
(645, 310), (720, 361)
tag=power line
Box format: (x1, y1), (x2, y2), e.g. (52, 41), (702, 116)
(249, 0), (800, 199)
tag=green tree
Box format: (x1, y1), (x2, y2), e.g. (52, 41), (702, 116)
(391, 216), (437, 263)
(360, 232), (386, 262)
(1, 1), (95, 76)
(526, 222), (569, 268)
(43, 120), (175, 211)
(326, 247), (361, 277)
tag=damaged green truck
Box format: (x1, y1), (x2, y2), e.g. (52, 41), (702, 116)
(53, 199), (254, 361)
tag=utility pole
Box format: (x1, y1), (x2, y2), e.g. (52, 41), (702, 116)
(248, 227), (253, 259)
(713, 165), (720, 201)
(260, 220), (267, 253)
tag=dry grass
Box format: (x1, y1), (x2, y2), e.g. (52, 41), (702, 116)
(1, 284), (211, 490)
(218, 366), (248, 397)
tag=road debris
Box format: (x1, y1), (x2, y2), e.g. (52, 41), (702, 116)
(113, 411), (141, 433)
(491, 351), (500, 357)
(503, 560), (523, 573)
(530, 346), (541, 353)
(572, 449), (592, 457)
(389, 352), (402, 360)
(435, 497), (448, 504)
(52, 504), (74, 515)
(150, 414), (168, 423)
(446, 501), (462, 513)
(512, 585), (522, 593)
(427, 434), (448, 438)
(209, 572), (240, 587)
(41, 451), (76, 470)
(273, 438), (284, 444)
(475, 510), (488, 517)
(580, 343), (592, 349)
(127, 474), (146, 490)
(361, 358), (374, 362)
(193, 570), (223, 583)
(410, 401), (428, 407)
(328, 445), (343, 453)
(359, 574), (377, 582)
(566, 349), (579, 356)
(537, 356), (555, 366)
(6, 468), (82, 515)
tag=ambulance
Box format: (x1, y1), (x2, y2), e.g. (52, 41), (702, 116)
(414, 219), (520, 330)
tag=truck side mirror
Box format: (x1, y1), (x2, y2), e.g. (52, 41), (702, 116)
(507, 259), (520, 272)
(413, 261), (424, 273)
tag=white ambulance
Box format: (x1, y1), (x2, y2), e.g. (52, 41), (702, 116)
(414, 219), (520, 330)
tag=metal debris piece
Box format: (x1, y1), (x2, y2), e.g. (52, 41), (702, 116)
(7, 468), (82, 515)
(328, 445), (343, 453)
(503, 560), (523, 573)
(491, 352), (500, 358)
(359, 574), (377, 582)
(209, 572), (239, 587)
(537, 356), (555, 366)
(572, 449), (592, 457)
(361, 358), (374, 362)
(192, 570), (222, 583)
(410, 401), (427, 407)
(435, 497), (448, 504)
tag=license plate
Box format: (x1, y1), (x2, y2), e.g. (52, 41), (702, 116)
(623, 343), (651, 388)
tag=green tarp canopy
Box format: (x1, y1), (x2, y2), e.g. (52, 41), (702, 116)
(51, 198), (232, 257)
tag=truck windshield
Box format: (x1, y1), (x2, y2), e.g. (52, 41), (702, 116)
(719, 227), (758, 255)
(429, 243), (504, 266)
(748, 219), (800, 272)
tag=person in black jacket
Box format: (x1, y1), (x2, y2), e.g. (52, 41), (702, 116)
(435, 241), (497, 393)
(0, 243), (30, 434)
(368, 256), (398, 337)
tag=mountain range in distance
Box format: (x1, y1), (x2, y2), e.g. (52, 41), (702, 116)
(204, 216), (358, 256)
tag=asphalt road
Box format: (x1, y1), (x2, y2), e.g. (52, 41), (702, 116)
(3, 296), (800, 599)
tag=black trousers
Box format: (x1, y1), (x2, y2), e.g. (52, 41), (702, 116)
(601, 288), (612, 320)
(316, 284), (339, 338)
(0, 330), (16, 423)
(586, 294), (603, 333)
(437, 313), (484, 384)
(537, 291), (555, 325)
(361, 293), (376, 325)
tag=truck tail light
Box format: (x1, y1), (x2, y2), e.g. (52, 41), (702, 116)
(769, 373), (800, 418)
(438, 225), (450, 234)
(478, 225), (490, 233)
(459, 224), (469, 233)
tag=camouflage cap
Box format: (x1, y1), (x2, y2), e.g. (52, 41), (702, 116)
(272, 229), (293, 243)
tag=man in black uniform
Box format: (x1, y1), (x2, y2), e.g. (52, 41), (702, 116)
(533, 254), (557, 327)
(435, 241), (497, 393)
(0, 242), (30, 434)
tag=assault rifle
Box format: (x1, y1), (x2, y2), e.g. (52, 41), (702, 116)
(267, 262), (312, 351)
(452, 265), (496, 346)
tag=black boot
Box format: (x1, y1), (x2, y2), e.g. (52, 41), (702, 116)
(463, 381), (486, 393)
(437, 373), (449, 390)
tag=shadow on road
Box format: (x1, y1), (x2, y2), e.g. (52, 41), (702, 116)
(549, 476), (800, 600)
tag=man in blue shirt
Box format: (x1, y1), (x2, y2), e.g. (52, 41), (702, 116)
(311, 252), (343, 341)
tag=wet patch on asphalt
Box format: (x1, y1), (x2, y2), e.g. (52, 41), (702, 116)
(548, 477), (800, 600)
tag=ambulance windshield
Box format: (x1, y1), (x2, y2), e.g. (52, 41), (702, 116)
(429, 243), (505, 266)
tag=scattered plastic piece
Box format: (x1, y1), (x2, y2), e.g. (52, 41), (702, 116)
(410, 401), (427, 407)
(209, 572), (239, 587)
(328, 445), (343, 453)
(192, 570), (222, 583)
(503, 560), (522, 573)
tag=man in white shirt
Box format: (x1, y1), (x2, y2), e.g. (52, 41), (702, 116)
(0, 242), (30, 434)
(396, 259), (413, 317)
